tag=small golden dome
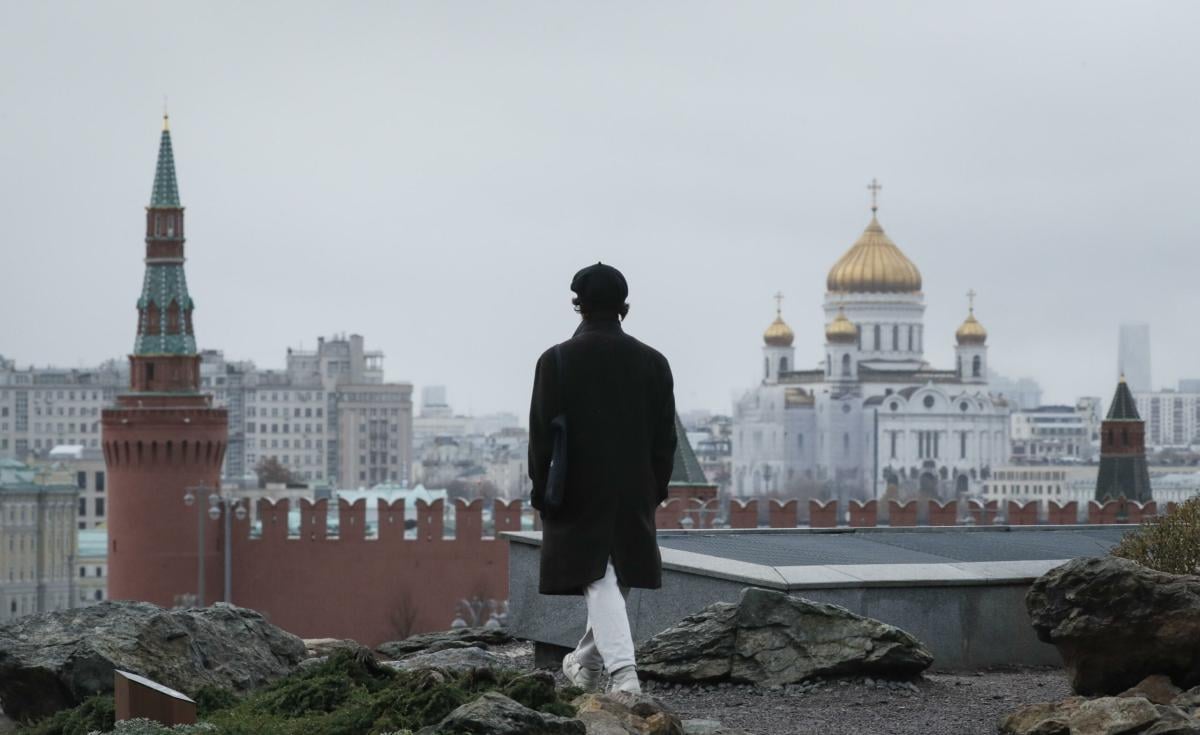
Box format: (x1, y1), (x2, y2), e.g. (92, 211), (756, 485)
(763, 311), (794, 347)
(825, 308), (858, 344)
(956, 309), (987, 345)
(827, 215), (922, 294)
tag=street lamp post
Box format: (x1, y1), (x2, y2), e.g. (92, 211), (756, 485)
(182, 486), (247, 607)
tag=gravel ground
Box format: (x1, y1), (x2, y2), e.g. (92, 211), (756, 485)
(493, 642), (1073, 735)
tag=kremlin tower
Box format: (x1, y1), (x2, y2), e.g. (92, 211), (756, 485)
(1094, 376), (1152, 502)
(101, 115), (228, 606)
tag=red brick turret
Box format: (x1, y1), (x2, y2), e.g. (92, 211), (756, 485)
(101, 114), (229, 606)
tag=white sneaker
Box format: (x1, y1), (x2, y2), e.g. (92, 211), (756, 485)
(562, 651), (602, 692)
(609, 665), (642, 694)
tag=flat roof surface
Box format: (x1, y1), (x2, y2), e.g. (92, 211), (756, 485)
(656, 527), (1128, 567)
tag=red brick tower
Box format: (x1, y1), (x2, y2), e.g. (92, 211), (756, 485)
(101, 114), (228, 606)
(1094, 375), (1151, 502)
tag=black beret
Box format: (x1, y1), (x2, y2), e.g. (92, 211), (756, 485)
(570, 262), (628, 308)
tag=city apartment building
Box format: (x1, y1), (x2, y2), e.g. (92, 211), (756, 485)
(981, 464), (1200, 512)
(0, 357), (126, 460)
(1009, 399), (1102, 462)
(0, 459), (78, 621)
(28, 446), (108, 529)
(1134, 384), (1200, 448)
(203, 334), (413, 487)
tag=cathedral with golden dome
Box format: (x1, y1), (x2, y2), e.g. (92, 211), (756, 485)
(733, 186), (1010, 504)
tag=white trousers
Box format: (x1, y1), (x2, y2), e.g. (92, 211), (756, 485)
(572, 559), (636, 674)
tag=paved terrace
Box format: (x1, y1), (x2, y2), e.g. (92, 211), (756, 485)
(506, 525), (1134, 670)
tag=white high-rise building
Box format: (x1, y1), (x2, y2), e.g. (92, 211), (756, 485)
(1118, 323), (1152, 392)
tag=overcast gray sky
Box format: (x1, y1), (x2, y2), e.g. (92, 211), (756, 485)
(2, 2), (1197, 416)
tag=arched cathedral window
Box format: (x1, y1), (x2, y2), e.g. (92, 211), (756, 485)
(873, 325), (881, 350)
(972, 355), (982, 378)
(779, 357), (788, 374)
(892, 325), (899, 351)
(841, 353), (851, 377)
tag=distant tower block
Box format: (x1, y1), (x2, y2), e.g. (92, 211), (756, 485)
(1094, 377), (1151, 502)
(101, 114), (229, 606)
(1118, 323), (1151, 392)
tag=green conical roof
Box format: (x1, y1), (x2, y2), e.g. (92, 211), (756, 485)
(150, 116), (180, 208)
(669, 414), (709, 485)
(1107, 377), (1141, 420)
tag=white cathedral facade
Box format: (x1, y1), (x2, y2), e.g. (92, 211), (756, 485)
(732, 202), (1010, 502)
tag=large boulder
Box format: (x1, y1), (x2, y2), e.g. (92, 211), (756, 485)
(0, 600), (306, 721)
(376, 627), (514, 659)
(1027, 556), (1200, 695)
(637, 587), (933, 686)
(416, 691), (584, 735)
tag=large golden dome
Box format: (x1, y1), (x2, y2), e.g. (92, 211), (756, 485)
(825, 308), (858, 344)
(827, 215), (922, 294)
(763, 312), (794, 347)
(956, 309), (987, 345)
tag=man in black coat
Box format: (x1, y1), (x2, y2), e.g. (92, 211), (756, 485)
(528, 263), (677, 694)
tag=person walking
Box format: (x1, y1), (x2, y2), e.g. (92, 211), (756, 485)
(528, 262), (677, 695)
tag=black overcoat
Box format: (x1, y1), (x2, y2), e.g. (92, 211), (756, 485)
(528, 318), (677, 595)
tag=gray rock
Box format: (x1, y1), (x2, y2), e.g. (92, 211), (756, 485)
(1000, 696), (1172, 735)
(572, 692), (683, 735)
(1027, 556), (1200, 695)
(376, 626), (514, 658)
(0, 600), (306, 722)
(302, 637), (360, 658)
(637, 587), (933, 686)
(385, 645), (515, 673)
(417, 691), (584, 734)
(682, 720), (724, 735)
(1147, 705), (1200, 735)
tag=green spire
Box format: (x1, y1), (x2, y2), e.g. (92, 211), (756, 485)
(150, 114), (180, 208)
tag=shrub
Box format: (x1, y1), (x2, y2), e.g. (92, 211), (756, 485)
(1111, 496), (1200, 574)
(20, 647), (576, 735)
(17, 694), (114, 735)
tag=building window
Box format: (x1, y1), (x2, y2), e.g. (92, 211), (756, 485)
(924, 395), (935, 409)
(873, 325), (881, 350)
(95, 498), (104, 517)
(892, 325), (898, 351)
(841, 353), (851, 377)
(779, 357), (788, 374)
(76, 471), (87, 489)
(960, 432), (968, 459)
(78, 498), (86, 516)
(972, 355), (982, 378)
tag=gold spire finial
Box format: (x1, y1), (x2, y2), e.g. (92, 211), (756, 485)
(774, 291), (784, 316)
(967, 288), (977, 313)
(162, 95), (170, 131)
(867, 178), (882, 214)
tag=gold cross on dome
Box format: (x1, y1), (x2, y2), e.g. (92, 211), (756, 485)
(967, 289), (977, 312)
(774, 291), (784, 315)
(867, 178), (882, 213)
